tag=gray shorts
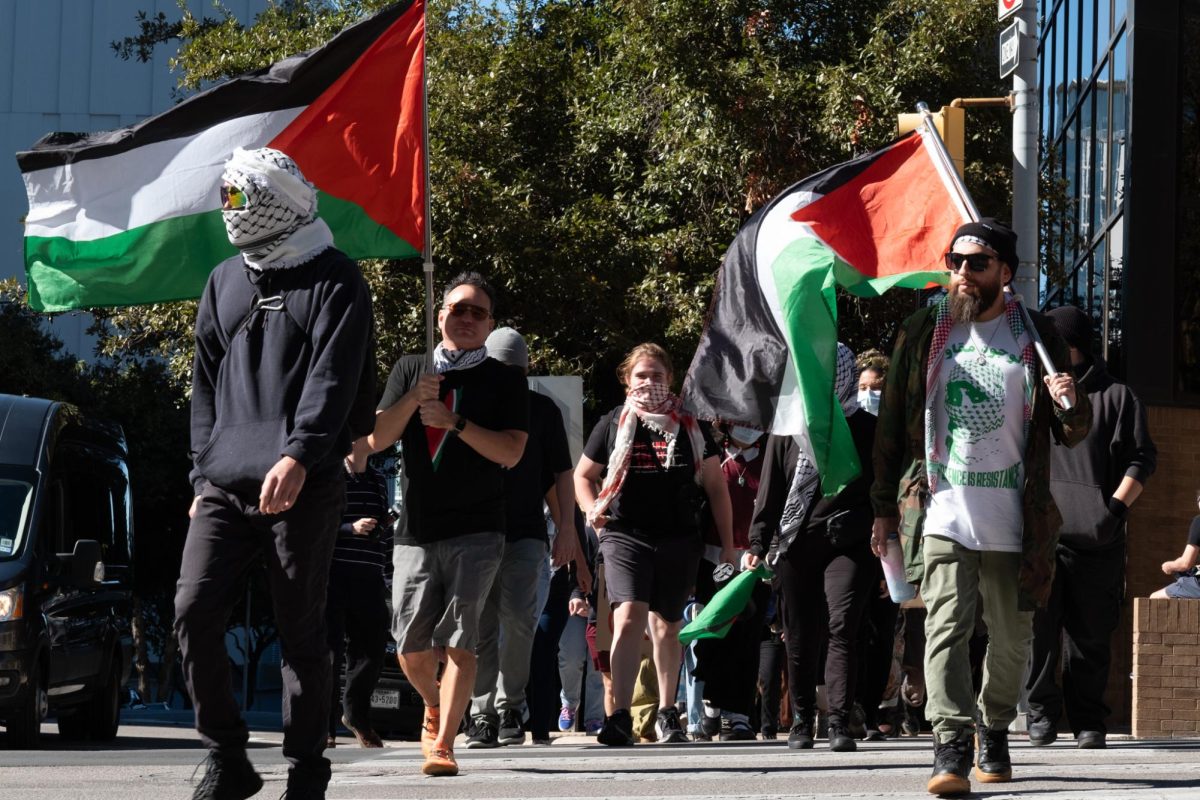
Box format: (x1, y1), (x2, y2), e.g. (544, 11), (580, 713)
(392, 531), (504, 654)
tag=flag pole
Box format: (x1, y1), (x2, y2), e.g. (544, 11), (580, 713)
(915, 102), (1071, 409)
(421, 0), (436, 373)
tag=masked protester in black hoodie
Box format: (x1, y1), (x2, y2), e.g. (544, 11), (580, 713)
(1026, 304), (1157, 751)
(176, 147), (374, 800)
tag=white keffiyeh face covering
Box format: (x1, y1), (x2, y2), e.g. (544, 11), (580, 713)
(221, 147), (324, 265)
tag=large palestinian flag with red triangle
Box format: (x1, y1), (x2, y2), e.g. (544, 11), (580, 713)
(682, 128), (972, 497)
(16, 0), (424, 312)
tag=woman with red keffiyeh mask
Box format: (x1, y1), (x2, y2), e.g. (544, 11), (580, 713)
(575, 343), (735, 747)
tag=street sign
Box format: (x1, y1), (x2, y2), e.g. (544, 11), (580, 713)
(998, 0), (1023, 21)
(1000, 19), (1020, 79)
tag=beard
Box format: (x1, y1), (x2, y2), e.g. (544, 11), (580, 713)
(949, 280), (1001, 323)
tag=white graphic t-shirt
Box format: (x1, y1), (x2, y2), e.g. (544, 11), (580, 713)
(923, 315), (1026, 552)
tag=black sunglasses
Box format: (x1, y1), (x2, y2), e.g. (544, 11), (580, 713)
(444, 302), (492, 322)
(944, 252), (996, 273)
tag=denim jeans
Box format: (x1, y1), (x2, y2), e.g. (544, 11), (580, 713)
(558, 614), (604, 722)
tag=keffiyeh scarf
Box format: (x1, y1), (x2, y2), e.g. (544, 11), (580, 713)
(587, 382), (705, 530)
(433, 344), (489, 374)
(924, 293), (1035, 492)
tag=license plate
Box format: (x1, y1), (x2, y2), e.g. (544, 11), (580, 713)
(370, 689), (401, 709)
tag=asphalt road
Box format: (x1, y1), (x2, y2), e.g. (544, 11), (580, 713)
(3, 721), (1200, 799)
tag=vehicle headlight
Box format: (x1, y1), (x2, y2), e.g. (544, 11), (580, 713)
(0, 587), (22, 622)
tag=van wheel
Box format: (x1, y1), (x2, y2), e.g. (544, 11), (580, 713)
(7, 667), (46, 748)
(87, 657), (121, 741)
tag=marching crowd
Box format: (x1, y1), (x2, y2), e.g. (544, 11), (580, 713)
(179, 148), (1177, 800)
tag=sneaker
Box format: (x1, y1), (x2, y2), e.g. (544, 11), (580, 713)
(655, 705), (688, 743)
(191, 750), (263, 800)
(927, 732), (973, 796)
(597, 708), (635, 746)
(420, 705), (440, 757)
(1076, 730), (1106, 749)
(422, 746), (459, 776)
(863, 728), (887, 742)
(720, 719), (757, 741)
(465, 716), (500, 749)
(787, 720), (814, 750)
(558, 705), (576, 732)
(828, 722), (857, 752)
(691, 728), (713, 742)
(341, 715), (383, 748)
(848, 703), (867, 740)
(974, 727), (1011, 783)
(498, 709), (526, 746)
(1027, 715), (1057, 747)
(283, 761), (330, 799)
(760, 728), (778, 740)
(584, 718), (604, 735)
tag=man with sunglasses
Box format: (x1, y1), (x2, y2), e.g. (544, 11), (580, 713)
(869, 218), (1090, 797)
(178, 147), (375, 800)
(360, 271), (529, 776)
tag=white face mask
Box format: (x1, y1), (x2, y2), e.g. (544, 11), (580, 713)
(858, 388), (881, 415)
(730, 425), (762, 445)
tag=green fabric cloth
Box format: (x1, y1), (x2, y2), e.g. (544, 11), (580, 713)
(679, 565), (771, 644)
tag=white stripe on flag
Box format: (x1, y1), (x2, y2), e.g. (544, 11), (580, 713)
(22, 108), (303, 240)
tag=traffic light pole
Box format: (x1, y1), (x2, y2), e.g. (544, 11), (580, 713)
(1011, 3), (1040, 307)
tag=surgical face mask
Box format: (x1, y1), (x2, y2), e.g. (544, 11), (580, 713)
(730, 425), (762, 445)
(858, 388), (881, 415)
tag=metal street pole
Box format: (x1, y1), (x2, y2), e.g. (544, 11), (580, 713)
(1011, 2), (1040, 306)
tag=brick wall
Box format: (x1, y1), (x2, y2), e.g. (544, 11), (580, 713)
(1132, 598), (1200, 737)
(1099, 405), (1200, 732)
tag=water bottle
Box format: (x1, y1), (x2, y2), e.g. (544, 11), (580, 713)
(881, 531), (916, 603)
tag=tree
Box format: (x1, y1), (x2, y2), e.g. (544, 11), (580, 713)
(104, 0), (1009, 414)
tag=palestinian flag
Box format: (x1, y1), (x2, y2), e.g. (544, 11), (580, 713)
(17, 0), (424, 312)
(682, 129), (971, 497)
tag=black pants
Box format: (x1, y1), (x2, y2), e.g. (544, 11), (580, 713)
(326, 564), (388, 735)
(526, 566), (572, 739)
(1027, 541), (1125, 734)
(174, 478), (343, 770)
(692, 559), (771, 717)
(856, 559), (899, 729)
(757, 626), (786, 734)
(774, 533), (874, 724)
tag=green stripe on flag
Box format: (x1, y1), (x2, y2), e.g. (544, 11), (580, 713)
(24, 191), (420, 312)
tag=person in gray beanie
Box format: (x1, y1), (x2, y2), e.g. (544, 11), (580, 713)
(464, 327), (580, 748)
(1027, 304), (1157, 750)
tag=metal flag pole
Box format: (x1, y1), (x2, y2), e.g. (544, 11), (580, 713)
(421, 0), (436, 373)
(915, 102), (1072, 410)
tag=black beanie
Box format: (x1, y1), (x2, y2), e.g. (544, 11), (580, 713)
(951, 218), (1019, 275)
(1046, 305), (1095, 355)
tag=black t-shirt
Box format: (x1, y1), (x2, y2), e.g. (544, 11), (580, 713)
(583, 406), (718, 537)
(379, 355), (529, 544)
(504, 390), (573, 543)
(1189, 516), (1200, 547)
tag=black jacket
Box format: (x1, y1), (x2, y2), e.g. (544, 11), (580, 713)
(1049, 356), (1156, 550)
(189, 247), (374, 497)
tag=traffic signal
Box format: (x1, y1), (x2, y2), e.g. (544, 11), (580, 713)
(898, 105), (965, 177)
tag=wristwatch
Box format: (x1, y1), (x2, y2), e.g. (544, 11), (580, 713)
(451, 415), (468, 436)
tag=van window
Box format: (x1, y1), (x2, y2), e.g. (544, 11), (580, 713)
(51, 442), (131, 565)
(0, 479), (34, 559)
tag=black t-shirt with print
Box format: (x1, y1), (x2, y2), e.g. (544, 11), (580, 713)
(583, 405), (718, 538)
(379, 355), (529, 544)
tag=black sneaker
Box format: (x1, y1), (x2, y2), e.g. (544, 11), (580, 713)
(691, 728), (713, 742)
(655, 705), (688, 743)
(282, 760), (330, 799)
(597, 708), (635, 746)
(787, 720), (814, 750)
(1027, 715), (1057, 746)
(465, 716), (500, 749)
(828, 722), (857, 752)
(1076, 730), (1106, 749)
(974, 727), (1011, 783)
(191, 750), (263, 800)
(719, 719), (757, 741)
(927, 732), (973, 796)
(498, 709), (526, 746)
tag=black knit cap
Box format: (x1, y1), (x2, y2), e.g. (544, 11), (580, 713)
(951, 217), (1019, 275)
(1046, 304), (1095, 356)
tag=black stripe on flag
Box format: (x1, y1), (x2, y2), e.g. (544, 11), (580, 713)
(16, 1), (415, 173)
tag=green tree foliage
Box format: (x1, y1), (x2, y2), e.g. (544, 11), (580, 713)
(102, 0), (1008, 411)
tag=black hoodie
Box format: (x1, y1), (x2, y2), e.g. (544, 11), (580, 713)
(189, 247), (374, 498)
(1049, 355), (1156, 550)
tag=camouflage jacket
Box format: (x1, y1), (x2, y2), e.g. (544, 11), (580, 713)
(869, 304), (1091, 610)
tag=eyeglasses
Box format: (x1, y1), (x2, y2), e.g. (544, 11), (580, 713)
(944, 252), (996, 273)
(443, 302), (492, 321)
(220, 185), (248, 210)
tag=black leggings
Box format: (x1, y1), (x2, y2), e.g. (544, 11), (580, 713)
(774, 533), (874, 724)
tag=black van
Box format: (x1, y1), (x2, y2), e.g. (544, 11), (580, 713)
(0, 394), (134, 748)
